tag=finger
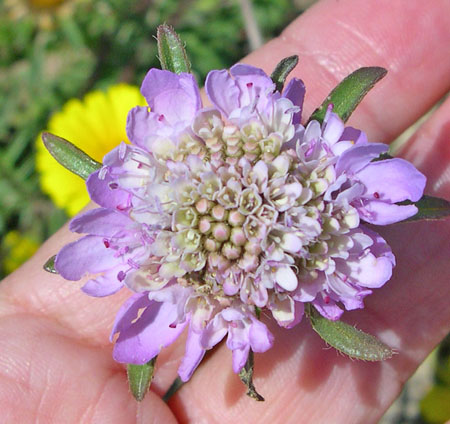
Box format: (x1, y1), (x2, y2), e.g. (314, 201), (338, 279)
(397, 95), (450, 197)
(367, 93), (450, 361)
(246, 0), (450, 142)
(0, 223), (126, 346)
(0, 314), (177, 424)
(1, 0), (449, 412)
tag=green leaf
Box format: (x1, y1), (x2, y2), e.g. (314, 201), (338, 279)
(270, 55), (299, 93)
(308, 67), (387, 124)
(371, 152), (394, 162)
(404, 195), (450, 221)
(157, 25), (191, 74)
(306, 304), (393, 361)
(43, 255), (58, 274)
(239, 349), (264, 401)
(42, 132), (102, 181)
(127, 357), (157, 402)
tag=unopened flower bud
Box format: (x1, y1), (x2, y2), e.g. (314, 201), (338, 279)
(342, 207), (359, 229)
(198, 216), (212, 233)
(204, 137), (222, 152)
(310, 241), (328, 255)
(211, 205), (226, 221)
(212, 222), (230, 241)
(195, 198), (209, 214)
(324, 217), (340, 234)
(226, 144), (242, 156)
(228, 210), (245, 226)
(311, 179), (328, 195)
(230, 227), (246, 246)
(204, 238), (220, 252)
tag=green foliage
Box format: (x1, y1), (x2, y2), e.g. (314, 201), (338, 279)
(308, 67), (387, 124)
(43, 255), (58, 274)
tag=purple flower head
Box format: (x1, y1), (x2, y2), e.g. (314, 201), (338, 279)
(55, 65), (425, 380)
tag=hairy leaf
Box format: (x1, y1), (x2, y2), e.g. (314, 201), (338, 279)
(42, 132), (101, 181)
(127, 357), (157, 402)
(309, 67), (387, 124)
(270, 55), (299, 93)
(404, 195), (450, 221)
(306, 304), (393, 361)
(157, 25), (191, 74)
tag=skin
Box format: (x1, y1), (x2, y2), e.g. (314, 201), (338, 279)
(1, 0), (449, 422)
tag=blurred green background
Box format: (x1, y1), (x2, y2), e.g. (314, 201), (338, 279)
(0, 0), (448, 422)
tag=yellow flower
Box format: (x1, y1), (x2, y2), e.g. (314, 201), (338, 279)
(2, 231), (40, 275)
(4, 0), (77, 29)
(36, 84), (146, 216)
(29, 0), (66, 8)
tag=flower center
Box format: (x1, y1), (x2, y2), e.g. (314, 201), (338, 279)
(123, 107), (364, 303)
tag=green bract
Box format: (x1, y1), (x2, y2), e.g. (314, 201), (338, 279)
(43, 255), (58, 274)
(404, 195), (450, 221)
(127, 358), (157, 402)
(157, 24), (191, 74)
(270, 55), (299, 93)
(308, 67), (387, 124)
(306, 305), (393, 361)
(42, 132), (102, 181)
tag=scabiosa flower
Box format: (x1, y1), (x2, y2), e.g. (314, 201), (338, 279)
(55, 64), (426, 382)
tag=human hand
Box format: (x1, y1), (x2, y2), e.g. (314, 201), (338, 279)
(1, 0), (449, 422)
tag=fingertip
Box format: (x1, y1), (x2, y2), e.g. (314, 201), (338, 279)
(397, 95), (450, 198)
(243, 0), (450, 141)
(136, 392), (178, 424)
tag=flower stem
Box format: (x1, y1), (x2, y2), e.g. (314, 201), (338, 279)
(162, 376), (185, 403)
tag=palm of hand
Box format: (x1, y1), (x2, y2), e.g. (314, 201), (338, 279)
(1, 1), (449, 423)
